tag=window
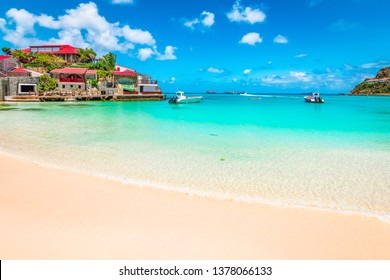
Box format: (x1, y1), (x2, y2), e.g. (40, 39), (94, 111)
(18, 83), (37, 95)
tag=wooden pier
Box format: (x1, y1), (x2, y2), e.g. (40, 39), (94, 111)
(4, 93), (166, 102)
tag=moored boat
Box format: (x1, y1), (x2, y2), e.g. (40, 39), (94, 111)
(168, 91), (203, 104)
(304, 92), (324, 103)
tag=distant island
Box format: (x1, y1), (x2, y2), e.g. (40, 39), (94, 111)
(350, 66), (390, 95)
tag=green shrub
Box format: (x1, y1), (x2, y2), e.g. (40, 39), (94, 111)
(37, 75), (58, 92)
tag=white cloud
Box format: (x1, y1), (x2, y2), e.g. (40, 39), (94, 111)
(184, 19), (199, 29)
(0, 18), (6, 32)
(295, 54), (307, 58)
(36, 14), (61, 29)
(273, 34), (288, 44)
(0, 2), (175, 61)
(122, 25), (155, 45)
(232, 78), (238, 82)
(239, 32), (262, 46)
(138, 48), (155, 61)
(290, 71), (313, 82)
(360, 63), (379, 69)
(243, 69), (251, 75)
(208, 67), (224, 73)
(169, 77), (176, 84)
(156, 46), (177, 60)
(184, 11), (215, 30)
(201, 12), (215, 27)
(6, 8), (36, 35)
(261, 71), (313, 84)
(227, 0), (266, 24)
(111, 0), (134, 4)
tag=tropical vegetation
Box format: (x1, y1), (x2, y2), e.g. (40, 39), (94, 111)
(350, 66), (390, 95)
(37, 75), (58, 92)
(2, 46), (117, 81)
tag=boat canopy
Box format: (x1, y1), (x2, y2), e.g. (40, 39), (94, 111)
(312, 92), (320, 97)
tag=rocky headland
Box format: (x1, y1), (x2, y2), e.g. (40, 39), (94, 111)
(350, 66), (390, 95)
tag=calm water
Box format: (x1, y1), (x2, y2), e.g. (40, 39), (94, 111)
(1, 94), (389, 221)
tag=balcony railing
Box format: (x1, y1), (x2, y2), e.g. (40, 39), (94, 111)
(59, 78), (85, 83)
(138, 79), (158, 85)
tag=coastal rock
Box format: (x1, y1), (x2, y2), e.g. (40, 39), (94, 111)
(376, 66), (390, 79)
(350, 66), (390, 95)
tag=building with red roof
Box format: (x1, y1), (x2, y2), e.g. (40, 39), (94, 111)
(50, 68), (97, 91)
(113, 66), (162, 95)
(8, 68), (31, 77)
(22, 45), (80, 63)
(0, 55), (16, 72)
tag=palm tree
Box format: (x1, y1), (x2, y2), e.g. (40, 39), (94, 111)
(2, 47), (12, 55)
(11, 49), (29, 67)
(78, 48), (97, 63)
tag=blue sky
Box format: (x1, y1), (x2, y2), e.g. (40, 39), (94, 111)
(0, 0), (389, 93)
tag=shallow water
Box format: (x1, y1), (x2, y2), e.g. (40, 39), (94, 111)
(1, 94), (389, 220)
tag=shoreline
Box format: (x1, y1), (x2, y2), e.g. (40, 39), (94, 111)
(2, 149), (389, 225)
(1, 153), (390, 259)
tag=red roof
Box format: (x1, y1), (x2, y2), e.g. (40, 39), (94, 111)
(51, 68), (89, 74)
(50, 68), (97, 75)
(55, 45), (79, 55)
(114, 70), (138, 77)
(24, 45), (79, 55)
(86, 70), (97, 75)
(11, 68), (30, 73)
(0, 55), (12, 60)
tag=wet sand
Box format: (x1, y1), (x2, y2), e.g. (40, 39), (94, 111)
(1, 154), (389, 259)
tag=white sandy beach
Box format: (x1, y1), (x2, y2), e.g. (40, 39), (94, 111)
(0, 154), (389, 259)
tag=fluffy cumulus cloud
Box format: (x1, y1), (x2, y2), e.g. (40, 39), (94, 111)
(138, 45), (177, 61)
(111, 0), (134, 4)
(156, 46), (177, 61)
(227, 0), (266, 24)
(208, 67), (224, 73)
(0, 2), (175, 61)
(239, 32), (262, 46)
(273, 34), (288, 44)
(122, 25), (155, 46)
(243, 69), (251, 75)
(184, 11), (215, 30)
(138, 48), (155, 61)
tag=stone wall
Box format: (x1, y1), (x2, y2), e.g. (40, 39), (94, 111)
(0, 76), (40, 100)
(0, 78), (8, 101)
(58, 82), (86, 91)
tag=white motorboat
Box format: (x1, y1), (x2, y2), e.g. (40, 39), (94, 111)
(304, 92), (324, 103)
(168, 91), (203, 104)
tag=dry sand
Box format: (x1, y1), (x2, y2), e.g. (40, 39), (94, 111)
(1, 154), (389, 259)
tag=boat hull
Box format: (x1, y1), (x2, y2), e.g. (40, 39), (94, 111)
(304, 96), (324, 103)
(170, 96), (203, 104)
(178, 97), (203, 103)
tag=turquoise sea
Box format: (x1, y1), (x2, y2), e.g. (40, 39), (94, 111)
(1, 94), (390, 221)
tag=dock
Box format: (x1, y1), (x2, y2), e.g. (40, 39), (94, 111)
(4, 94), (166, 102)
